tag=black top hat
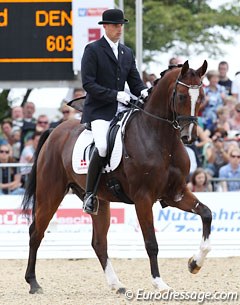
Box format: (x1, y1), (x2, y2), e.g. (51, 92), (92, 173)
(98, 9), (129, 25)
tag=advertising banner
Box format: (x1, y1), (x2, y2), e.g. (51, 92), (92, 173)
(0, 193), (239, 258)
(72, 0), (114, 73)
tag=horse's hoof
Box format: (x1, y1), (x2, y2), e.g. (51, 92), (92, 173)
(188, 257), (201, 274)
(29, 286), (43, 294)
(152, 277), (172, 291)
(116, 287), (126, 294)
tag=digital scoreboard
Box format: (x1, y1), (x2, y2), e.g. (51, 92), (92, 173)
(0, 0), (74, 81)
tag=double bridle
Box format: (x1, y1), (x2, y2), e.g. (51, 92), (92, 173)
(129, 77), (203, 131)
(171, 79), (203, 130)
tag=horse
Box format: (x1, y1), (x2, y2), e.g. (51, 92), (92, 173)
(22, 60), (212, 294)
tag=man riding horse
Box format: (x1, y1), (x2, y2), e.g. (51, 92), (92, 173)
(81, 9), (148, 215)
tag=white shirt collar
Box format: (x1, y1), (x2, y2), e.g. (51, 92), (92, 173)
(104, 34), (119, 49)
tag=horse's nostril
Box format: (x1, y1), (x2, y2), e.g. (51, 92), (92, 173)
(181, 136), (189, 144)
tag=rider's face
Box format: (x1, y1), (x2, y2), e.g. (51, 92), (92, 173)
(104, 24), (123, 43)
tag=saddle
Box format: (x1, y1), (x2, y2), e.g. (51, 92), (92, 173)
(71, 109), (137, 204)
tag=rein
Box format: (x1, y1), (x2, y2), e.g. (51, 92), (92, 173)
(129, 78), (202, 131)
(128, 99), (180, 129)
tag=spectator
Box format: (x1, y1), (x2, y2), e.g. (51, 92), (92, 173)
(203, 128), (229, 177)
(50, 103), (76, 128)
(20, 102), (37, 152)
(149, 73), (157, 86)
(0, 119), (14, 145)
(214, 106), (230, 133)
(11, 126), (21, 161)
(19, 131), (42, 176)
(229, 103), (240, 131)
(11, 106), (23, 129)
(142, 71), (152, 88)
(35, 114), (50, 133)
(193, 125), (212, 164)
(168, 57), (182, 66)
(218, 61), (232, 95)
(23, 101), (36, 122)
(0, 143), (25, 195)
(201, 70), (226, 132)
(219, 147), (240, 192)
(231, 72), (240, 102)
(223, 95), (237, 118)
(187, 168), (212, 192)
(73, 88), (85, 120)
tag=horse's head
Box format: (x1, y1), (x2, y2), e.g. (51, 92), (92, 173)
(169, 60), (208, 144)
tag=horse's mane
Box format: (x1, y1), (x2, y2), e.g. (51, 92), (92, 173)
(150, 64), (184, 88)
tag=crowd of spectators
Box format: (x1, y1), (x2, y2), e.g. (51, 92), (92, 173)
(0, 88), (85, 195)
(143, 59), (240, 192)
(1, 59), (240, 194)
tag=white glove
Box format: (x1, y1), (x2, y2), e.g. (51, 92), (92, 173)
(141, 88), (149, 99)
(117, 91), (130, 105)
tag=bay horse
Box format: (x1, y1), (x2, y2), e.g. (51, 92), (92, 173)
(22, 60), (212, 294)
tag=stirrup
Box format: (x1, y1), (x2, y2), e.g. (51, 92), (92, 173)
(83, 193), (99, 215)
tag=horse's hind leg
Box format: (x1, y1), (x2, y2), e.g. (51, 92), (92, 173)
(91, 200), (126, 293)
(187, 201), (212, 274)
(25, 184), (67, 294)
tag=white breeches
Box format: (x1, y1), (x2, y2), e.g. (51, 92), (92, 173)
(91, 103), (128, 157)
(91, 119), (111, 157)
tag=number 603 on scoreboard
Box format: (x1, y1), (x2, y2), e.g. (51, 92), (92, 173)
(46, 35), (73, 52)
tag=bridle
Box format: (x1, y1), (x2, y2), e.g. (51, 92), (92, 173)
(171, 79), (203, 131)
(129, 75), (203, 131)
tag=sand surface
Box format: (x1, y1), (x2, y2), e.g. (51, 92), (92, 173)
(1, 257), (240, 305)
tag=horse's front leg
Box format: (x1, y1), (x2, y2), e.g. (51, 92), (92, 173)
(188, 200), (212, 274)
(135, 200), (171, 291)
(91, 200), (126, 293)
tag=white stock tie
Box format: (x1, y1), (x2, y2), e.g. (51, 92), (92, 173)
(112, 44), (118, 59)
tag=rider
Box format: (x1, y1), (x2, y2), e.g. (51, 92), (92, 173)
(81, 9), (148, 215)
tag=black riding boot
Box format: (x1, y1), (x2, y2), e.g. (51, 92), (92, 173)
(83, 148), (104, 215)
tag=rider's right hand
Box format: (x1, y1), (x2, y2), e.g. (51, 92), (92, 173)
(117, 91), (130, 105)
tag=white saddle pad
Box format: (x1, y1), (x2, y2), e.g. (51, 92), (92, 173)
(72, 111), (133, 174)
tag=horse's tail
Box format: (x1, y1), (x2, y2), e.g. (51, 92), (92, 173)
(21, 128), (53, 219)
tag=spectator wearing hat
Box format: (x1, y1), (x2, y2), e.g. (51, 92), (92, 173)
(80, 8), (148, 215)
(201, 70), (226, 132)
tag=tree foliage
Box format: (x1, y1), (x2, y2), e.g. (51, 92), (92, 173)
(117, 0), (240, 62)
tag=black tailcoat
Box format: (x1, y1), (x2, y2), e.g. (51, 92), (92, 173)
(81, 36), (146, 123)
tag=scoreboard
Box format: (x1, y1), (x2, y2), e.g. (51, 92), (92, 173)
(0, 0), (74, 81)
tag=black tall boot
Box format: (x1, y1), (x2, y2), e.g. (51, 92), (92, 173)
(83, 148), (104, 215)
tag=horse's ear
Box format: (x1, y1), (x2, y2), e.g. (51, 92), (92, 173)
(196, 60), (208, 78)
(180, 60), (189, 77)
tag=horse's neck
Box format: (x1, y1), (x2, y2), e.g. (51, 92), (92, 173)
(144, 82), (171, 121)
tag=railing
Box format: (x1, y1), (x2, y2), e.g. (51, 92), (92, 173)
(209, 177), (240, 192)
(1, 163), (240, 193)
(0, 163), (33, 195)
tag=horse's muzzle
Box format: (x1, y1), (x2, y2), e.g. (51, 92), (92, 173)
(180, 123), (198, 144)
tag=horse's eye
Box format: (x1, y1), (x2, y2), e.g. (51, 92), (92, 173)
(178, 94), (187, 102)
